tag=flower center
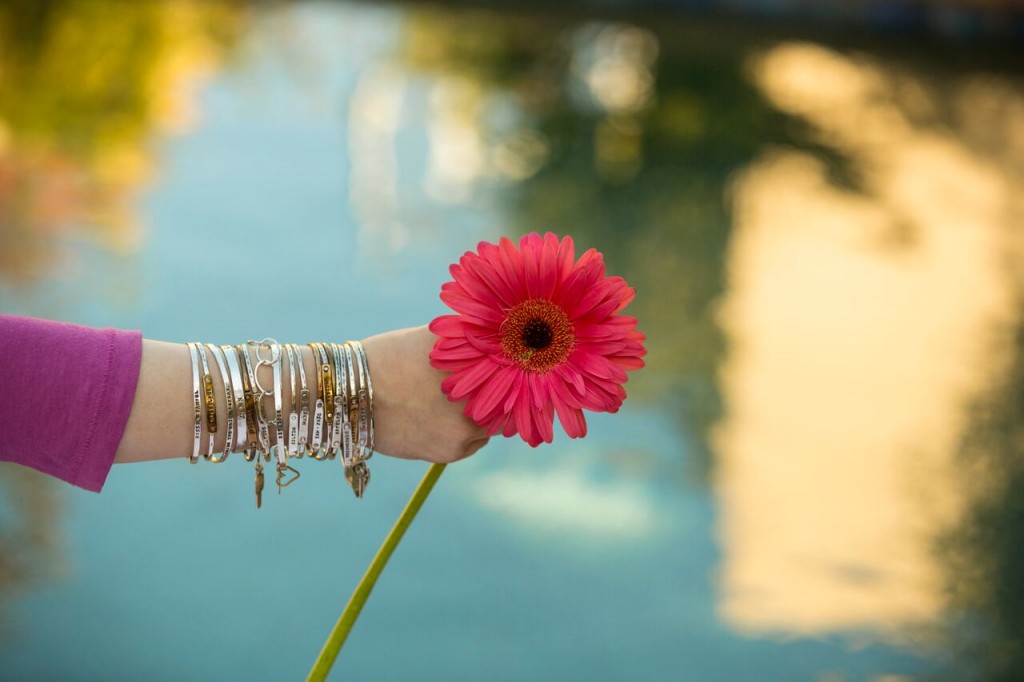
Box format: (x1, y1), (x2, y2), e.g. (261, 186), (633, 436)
(521, 319), (554, 350)
(500, 299), (575, 373)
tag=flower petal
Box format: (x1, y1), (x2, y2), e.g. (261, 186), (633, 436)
(463, 253), (517, 308)
(498, 236), (528, 300)
(504, 371), (525, 414)
(571, 350), (628, 383)
(535, 402), (554, 444)
(469, 366), (517, 423)
(429, 314), (467, 338)
(555, 234), (576, 285)
(446, 360), (499, 401)
(537, 232), (559, 300)
(440, 288), (505, 325)
(521, 233), (542, 299)
(514, 389), (540, 447)
(554, 364), (587, 398)
(553, 395), (586, 439)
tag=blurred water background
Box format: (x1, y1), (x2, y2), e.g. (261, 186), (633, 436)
(1, 1), (1023, 680)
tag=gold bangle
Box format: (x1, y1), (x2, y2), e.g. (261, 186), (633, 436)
(195, 343), (218, 459)
(206, 345), (234, 464)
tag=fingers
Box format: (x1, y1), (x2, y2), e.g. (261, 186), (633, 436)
(463, 437), (490, 459)
(362, 326), (492, 465)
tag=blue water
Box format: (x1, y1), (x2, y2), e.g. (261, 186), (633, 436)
(2, 2), (998, 680)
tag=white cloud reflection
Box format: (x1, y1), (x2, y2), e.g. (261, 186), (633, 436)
(471, 460), (659, 541)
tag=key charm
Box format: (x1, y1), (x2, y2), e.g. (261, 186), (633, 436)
(254, 462), (265, 509)
(344, 461), (370, 499)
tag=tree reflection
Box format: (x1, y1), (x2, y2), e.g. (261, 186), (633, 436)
(400, 8), (804, 480)
(942, 320), (1024, 681)
(0, 465), (62, 639)
(0, 0), (244, 630)
(0, 0), (244, 285)
(396, 5), (1024, 670)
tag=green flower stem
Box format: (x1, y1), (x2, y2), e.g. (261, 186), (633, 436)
(307, 462), (447, 682)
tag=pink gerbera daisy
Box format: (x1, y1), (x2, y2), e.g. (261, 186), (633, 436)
(429, 232), (646, 447)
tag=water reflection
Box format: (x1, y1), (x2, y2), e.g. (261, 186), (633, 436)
(395, 3), (1024, 669)
(943, 319), (1024, 682)
(716, 41), (1022, 640)
(0, 0), (243, 286)
(399, 9), (786, 481)
(0, 0), (246, 627)
(2, 0), (1023, 677)
(0, 466), (61, 635)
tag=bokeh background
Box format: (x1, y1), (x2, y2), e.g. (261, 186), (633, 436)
(1, 1), (1023, 680)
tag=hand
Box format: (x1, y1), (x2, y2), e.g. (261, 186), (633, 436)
(361, 326), (489, 464)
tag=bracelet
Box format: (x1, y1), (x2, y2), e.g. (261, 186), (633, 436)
(207, 345), (234, 464)
(313, 342), (335, 459)
(340, 342), (357, 467)
(253, 338), (285, 464)
(285, 344), (300, 458)
(186, 343), (203, 464)
(352, 340), (375, 456)
(309, 343), (328, 460)
(243, 341), (271, 459)
(260, 338), (299, 492)
(342, 341), (371, 498)
(195, 343), (218, 459)
(221, 345), (248, 451)
(182, 337), (373, 506)
(330, 343), (346, 460)
(235, 344), (259, 461)
(292, 343), (310, 457)
(238, 342), (266, 508)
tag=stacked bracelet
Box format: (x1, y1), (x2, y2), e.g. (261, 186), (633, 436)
(185, 338), (376, 507)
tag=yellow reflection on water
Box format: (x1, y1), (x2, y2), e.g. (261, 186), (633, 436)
(0, 0), (243, 284)
(714, 42), (1024, 639)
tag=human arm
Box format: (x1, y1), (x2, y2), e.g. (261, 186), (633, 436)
(116, 325), (488, 465)
(0, 315), (487, 492)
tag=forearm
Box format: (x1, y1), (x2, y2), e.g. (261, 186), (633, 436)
(116, 340), (327, 463)
(114, 328), (489, 466)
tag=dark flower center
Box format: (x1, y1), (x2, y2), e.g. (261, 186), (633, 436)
(521, 319), (553, 350)
(500, 298), (575, 374)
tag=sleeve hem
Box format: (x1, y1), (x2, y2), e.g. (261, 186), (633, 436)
(65, 329), (143, 492)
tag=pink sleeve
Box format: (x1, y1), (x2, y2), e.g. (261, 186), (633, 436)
(0, 315), (142, 492)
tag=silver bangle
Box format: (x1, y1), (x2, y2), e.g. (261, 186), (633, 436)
(292, 343), (310, 457)
(351, 340), (375, 458)
(221, 345), (248, 451)
(285, 344), (300, 457)
(330, 343), (347, 459)
(241, 342), (270, 458)
(186, 343), (202, 464)
(206, 345), (234, 463)
(341, 342), (358, 467)
(251, 338), (286, 466)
